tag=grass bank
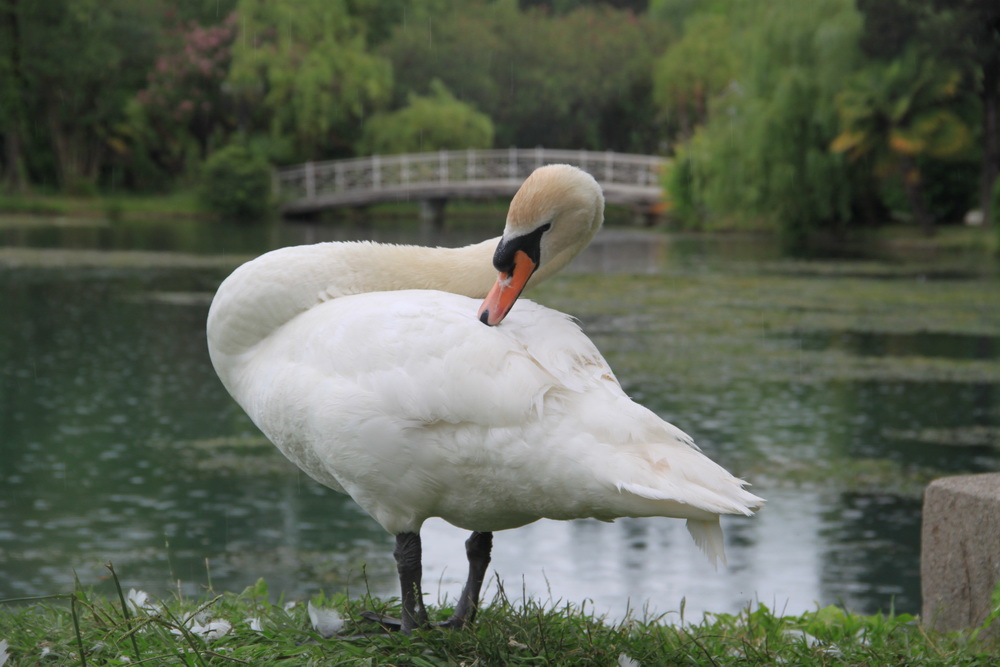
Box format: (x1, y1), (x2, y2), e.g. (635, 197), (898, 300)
(1, 573), (997, 666)
(0, 191), (208, 220)
(0, 185), (662, 228)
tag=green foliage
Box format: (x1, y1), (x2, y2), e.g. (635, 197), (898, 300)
(0, 0), (994, 238)
(0, 0), (162, 189)
(3, 578), (999, 666)
(831, 48), (975, 231)
(170, 0), (239, 26)
(652, 13), (736, 138)
(356, 80), (495, 155)
(663, 151), (699, 226)
(227, 0), (393, 161)
(131, 11), (239, 180)
(382, 0), (665, 152)
(831, 50), (973, 165)
(911, 156), (980, 224)
(671, 0), (864, 241)
(198, 143), (272, 221)
(855, 0), (1000, 227)
(649, 0), (736, 28)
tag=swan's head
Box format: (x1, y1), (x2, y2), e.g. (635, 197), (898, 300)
(478, 164), (605, 326)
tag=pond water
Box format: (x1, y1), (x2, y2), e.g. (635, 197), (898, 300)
(1, 213), (999, 623)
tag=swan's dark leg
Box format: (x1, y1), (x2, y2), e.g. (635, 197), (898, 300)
(394, 531), (428, 632)
(440, 531), (493, 629)
(360, 530), (491, 633)
(357, 532), (428, 633)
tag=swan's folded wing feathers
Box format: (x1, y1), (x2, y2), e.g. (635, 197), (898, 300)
(502, 302), (621, 394)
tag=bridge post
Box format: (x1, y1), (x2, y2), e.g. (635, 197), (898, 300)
(420, 198), (448, 232)
(305, 161), (316, 199)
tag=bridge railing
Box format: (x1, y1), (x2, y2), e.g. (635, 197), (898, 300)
(274, 148), (665, 205)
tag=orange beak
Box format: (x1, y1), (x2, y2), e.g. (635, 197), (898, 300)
(477, 249), (537, 326)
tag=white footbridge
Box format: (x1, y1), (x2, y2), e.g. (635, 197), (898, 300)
(274, 148), (666, 219)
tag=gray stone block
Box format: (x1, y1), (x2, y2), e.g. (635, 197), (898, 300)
(921, 473), (1000, 639)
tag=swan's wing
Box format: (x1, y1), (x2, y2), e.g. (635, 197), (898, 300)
(234, 291), (571, 528)
(235, 290), (762, 546)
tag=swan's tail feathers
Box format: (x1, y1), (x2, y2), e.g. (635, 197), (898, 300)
(614, 478), (764, 569)
(616, 480), (764, 518)
(686, 518), (727, 569)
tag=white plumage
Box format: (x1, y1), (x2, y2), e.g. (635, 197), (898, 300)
(206, 164), (763, 631)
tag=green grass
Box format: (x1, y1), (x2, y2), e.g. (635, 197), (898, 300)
(852, 223), (998, 255)
(0, 193), (70, 216)
(98, 192), (206, 218)
(0, 191), (207, 220)
(1, 569), (998, 666)
(0, 189), (648, 228)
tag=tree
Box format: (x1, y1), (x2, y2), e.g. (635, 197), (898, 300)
(0, 0), (162, 191)
(921, 0), (1000, 229)
(831, 49), (974, 233)
(227, 0), (393, 162)
(857, 0), (1000, 227)
(356, 80), (494, 155)
(673, 0), (864, 241)
(382, 0), (664, 152)
(0, 0), (28, 191)
(134, 12), (239, 177)
(652, 13), (736, 139)
(199, 142), (271, 221)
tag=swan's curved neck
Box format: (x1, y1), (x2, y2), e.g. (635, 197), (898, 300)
(207, 238), (501, 360)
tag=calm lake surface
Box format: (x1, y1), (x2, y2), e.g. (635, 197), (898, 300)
(2, 213), (999, 622)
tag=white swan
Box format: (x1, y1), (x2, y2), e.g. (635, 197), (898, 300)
(206, 164), (763, 632)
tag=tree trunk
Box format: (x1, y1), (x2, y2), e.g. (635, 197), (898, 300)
(676, 93), (691, 141)
(47, 100), (73, 189)
(3, 129), (26, 192)
(980, 55), (999, 228)
(1, 0), (27, 192)
(46, 96), (100, 192)
(900, 156), (934, 235)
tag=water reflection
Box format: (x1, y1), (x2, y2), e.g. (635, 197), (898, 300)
(568, 230), (668, 275)
(789, 330), (1000, 361)
(819, 493), (921, 613)
(1, 216), (998, 623)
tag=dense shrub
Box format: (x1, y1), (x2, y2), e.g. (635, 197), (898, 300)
(356, 80), (494, 155)
(198, 144), (272, 221)
(663, 150), (699, 227)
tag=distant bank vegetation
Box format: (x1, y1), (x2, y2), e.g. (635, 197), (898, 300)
(0, 0), (998, 242)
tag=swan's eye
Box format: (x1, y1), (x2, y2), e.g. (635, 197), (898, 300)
(492, 222), (552, 273)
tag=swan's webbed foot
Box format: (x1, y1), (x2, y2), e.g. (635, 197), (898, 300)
(357, 609), (406, 632)
(355, 611), (470, 632)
